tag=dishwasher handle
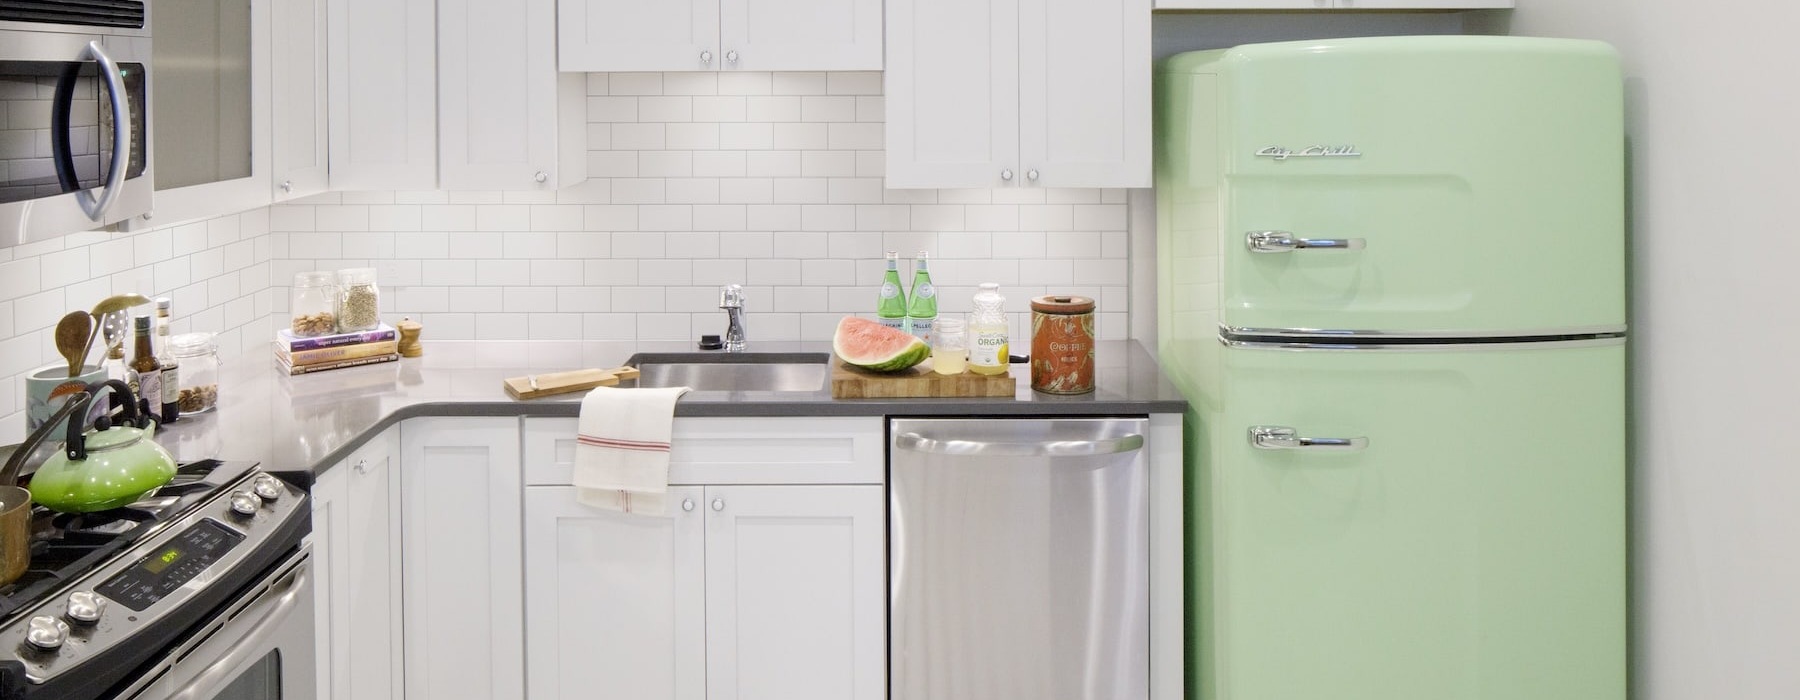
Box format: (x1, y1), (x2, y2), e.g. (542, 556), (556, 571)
(894, 432), (1144, 458)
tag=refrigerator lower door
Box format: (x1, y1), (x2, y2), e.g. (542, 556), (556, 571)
(1202, 342), (1624, 700)
(890, 418), (1150, 700)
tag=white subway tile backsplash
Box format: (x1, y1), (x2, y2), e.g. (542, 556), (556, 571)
(827, 72), (882, 95)
(609, 73), (663, 96)
(719, 123), (774, 150)
(666, 123), (721, 150)
(717, 71), (773, 96)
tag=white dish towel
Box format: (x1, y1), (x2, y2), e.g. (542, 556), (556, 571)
(574, 385), (691, 515)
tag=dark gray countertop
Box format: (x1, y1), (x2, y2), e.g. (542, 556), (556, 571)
(129, 339), (1186, 477)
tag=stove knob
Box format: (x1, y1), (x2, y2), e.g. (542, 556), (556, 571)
(65, 591), (105, 625)
(252, 474), (284, 501)
(25, 616), (68, 651)
(230, 491), (262, 516)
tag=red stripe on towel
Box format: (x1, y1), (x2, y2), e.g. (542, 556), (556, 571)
(578, 435), (672, 452)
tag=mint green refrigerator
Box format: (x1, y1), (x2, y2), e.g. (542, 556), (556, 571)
(1155, 37), (1626, 700)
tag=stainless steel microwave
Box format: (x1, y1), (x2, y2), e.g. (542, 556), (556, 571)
(0, 1), (153, 247)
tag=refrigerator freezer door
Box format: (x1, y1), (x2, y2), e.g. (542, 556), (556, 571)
(1200, 342), (1625, 700)
(1183, 37), (1625, 337)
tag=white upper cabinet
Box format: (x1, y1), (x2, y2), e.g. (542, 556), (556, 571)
(886, 0), (1150, 188)
(1154, 0), (1510, 8)
(1018, 0), (1150, 187)
(559, 0), (879, 72)
(327, 0), (436, 190)
(561, 0), (719, 72)
(440, 0), (587, 190)
(270, 0), (328, 200)
(721, 0), (883, 71)
(884, 0), (1020, 188)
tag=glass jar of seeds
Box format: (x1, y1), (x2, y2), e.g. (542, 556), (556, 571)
(169, 332), (220, 414)
(336, 267), (382, 332)
(290, 271), (340, 337)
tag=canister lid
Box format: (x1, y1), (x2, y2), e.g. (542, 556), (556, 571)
(1030, 295), (1095, 314)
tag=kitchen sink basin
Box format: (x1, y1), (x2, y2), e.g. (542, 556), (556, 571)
(626, 352), (831, 392)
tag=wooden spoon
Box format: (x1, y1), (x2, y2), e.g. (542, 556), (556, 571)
(55, 312), (92, 377)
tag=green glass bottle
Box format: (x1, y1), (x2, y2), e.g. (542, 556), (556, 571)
(878, 251), (909, 331)
(906, 251), (937, 343)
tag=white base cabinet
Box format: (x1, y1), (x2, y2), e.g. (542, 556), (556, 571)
(400, 417), (525, 700)
(310, 427), (403, 700)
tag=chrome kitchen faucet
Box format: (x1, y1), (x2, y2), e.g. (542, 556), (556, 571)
(719, 284), (747, 352)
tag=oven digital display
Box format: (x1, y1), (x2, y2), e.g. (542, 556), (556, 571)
(97, 519), (245, 612)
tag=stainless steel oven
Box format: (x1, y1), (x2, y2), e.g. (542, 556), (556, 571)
(0, 1), (153, 247)
(116, 549), (315, 700)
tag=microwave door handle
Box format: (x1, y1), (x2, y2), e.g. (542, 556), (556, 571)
(167, 564), (310, 700)
(73, 40), (131, 222)
(50, 63), (82, 191)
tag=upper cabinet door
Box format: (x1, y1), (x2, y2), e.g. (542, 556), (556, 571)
(441, 0), (581, 189)
(720, 0), (883, 71)
(1017, 0), (1150, 188)
(885, 0), (1020, 189)
(327, 0), (437, 190)
(559, 0), (719, 72)
(270, 0), (328, 200)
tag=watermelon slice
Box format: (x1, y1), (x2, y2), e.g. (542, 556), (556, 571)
(834, 316), (930, 373)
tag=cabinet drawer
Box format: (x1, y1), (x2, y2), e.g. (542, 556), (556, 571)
(524, 417), (884, 485)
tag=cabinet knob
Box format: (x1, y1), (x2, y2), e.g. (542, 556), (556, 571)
(353, 459), (370, 475)
(725, 50), (738, 64)
(711, 498), (724, 512)
(533, 171), (548, 184)
(1026, 169), (1039, 182)
(700, 50), (713, 64)
(1001, 169), (1013, 181)
(682, 498), (695, 512)
(280, 180), (293, 193)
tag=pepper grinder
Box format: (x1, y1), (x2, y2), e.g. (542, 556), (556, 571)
(396, 317), (423, 358)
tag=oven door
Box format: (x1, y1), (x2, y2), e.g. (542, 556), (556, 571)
(0, 29), (152, 247)
(117, 548), (315, 700)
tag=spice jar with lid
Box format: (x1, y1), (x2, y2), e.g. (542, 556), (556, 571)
(336, 267), (382, 332)
(1029, 295), (1096, 394)
(169, 332), (221, 414)
(291, 271), (340, 337)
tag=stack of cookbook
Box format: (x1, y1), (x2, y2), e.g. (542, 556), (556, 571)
(274, 323), (400, 376)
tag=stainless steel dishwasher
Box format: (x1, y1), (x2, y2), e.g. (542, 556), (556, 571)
(890, 417), (1150, 700)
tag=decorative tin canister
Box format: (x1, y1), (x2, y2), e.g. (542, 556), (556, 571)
(1029, 295), (1096, 394)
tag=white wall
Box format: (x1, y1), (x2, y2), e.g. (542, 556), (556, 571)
(1473, 3), (1800, 698)
(270, 71), (1132, 346)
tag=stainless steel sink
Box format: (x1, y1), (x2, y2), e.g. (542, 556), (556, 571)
(627, 352), (831, 392)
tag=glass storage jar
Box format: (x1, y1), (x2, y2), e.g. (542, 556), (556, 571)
(336, 267), (382, 332)
(169, 332), (220, 414)
(290, 271), (340, 337)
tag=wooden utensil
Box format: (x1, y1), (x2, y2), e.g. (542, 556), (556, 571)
(78, 293), (152, 371)
(55, 312), (92, 377)
(830, 355), (1016, 398)
(503, 366), (642, 400)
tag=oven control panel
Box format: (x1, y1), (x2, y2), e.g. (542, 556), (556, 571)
(4, 470), (307, 685)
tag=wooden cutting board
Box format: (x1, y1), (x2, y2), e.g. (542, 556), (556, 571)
(830, 355), (1016, 398)
(503, 366), (641, 400)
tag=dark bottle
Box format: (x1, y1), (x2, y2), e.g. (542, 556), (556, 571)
(155, 298), (180, 423)
(130, 315), (162, 423)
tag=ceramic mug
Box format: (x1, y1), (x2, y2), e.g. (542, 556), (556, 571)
(26, 365), (108, 432)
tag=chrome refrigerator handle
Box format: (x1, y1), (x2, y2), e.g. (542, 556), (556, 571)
(893, 432), (1144, 457)
(1248, 425), (1368, 451)
(1246, 230), (1365, 253)
(77, 40), (131, 222)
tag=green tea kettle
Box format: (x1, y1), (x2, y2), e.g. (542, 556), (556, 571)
(28, 379), (178, 513)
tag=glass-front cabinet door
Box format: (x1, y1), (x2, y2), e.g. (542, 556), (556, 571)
(140, 0), (269, 226)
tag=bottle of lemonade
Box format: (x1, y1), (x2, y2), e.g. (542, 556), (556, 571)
(905, 251), (937, 343)
(967, 283), (1009, 376)
(877, 251), (909, 331)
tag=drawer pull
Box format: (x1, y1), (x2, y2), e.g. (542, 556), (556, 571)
(1248, 426), (1367, 451)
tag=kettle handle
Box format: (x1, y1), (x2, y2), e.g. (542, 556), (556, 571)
(66, 380), (141, 461)
(0, 391), (92, 485)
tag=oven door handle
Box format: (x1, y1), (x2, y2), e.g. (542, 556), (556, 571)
(167, 563), (309, 700)
(73, 40), (131, 222)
